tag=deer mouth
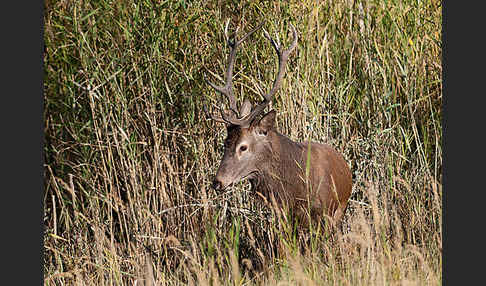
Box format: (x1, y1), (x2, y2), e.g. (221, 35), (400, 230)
(214, 171), (259, 191)
(242, 171), (258, 180)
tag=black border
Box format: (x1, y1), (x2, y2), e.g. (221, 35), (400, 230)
(2, 1), (45, 285)
(443, 0), (486, 283)
(41, 0), (46, 283)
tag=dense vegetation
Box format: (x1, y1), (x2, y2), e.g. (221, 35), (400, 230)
(43, 0), (442, 284)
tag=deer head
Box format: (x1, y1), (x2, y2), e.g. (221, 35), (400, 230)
(205, 21), (298, 191)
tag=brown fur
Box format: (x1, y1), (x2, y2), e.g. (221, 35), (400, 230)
(213, 111), (352, 229)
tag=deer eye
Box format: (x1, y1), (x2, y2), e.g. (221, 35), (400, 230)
(239, 145), (248, 152)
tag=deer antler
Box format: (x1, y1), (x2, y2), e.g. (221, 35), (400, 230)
(205, 20), (265, 124)
(206, 22), (298, 127)
(239, 23), (298, 125)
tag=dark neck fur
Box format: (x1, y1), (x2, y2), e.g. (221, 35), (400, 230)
(249, 130), (305, 202)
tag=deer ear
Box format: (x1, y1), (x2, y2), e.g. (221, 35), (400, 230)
(255, 110), (276, 135)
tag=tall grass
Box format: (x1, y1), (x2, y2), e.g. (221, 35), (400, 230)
(43, 0), (442, 284)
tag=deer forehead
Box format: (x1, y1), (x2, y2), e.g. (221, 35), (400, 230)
(225, 126), (255, 147)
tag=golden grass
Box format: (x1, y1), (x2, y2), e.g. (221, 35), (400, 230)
(43, 0), (442, 284)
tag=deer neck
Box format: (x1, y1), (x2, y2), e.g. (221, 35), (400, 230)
(250, 131), (305, 200)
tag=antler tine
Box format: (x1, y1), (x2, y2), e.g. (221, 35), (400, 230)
(262, 23), (298, 102)
(235, 21), (264, 46)
(203, 103), (226, 124)
(224, 19), (230, 40)
(206, 21), (265, 118)
(233, 23), (298, 126)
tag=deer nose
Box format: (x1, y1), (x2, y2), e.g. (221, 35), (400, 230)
(212, 179), (222, 190)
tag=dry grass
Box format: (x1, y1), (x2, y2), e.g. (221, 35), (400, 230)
(43, 0), (442, 285)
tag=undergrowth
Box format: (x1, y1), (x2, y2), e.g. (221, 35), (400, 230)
(43, 0), (442, 285)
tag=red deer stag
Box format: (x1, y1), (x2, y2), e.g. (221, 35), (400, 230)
(206, 22), (352, 229)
